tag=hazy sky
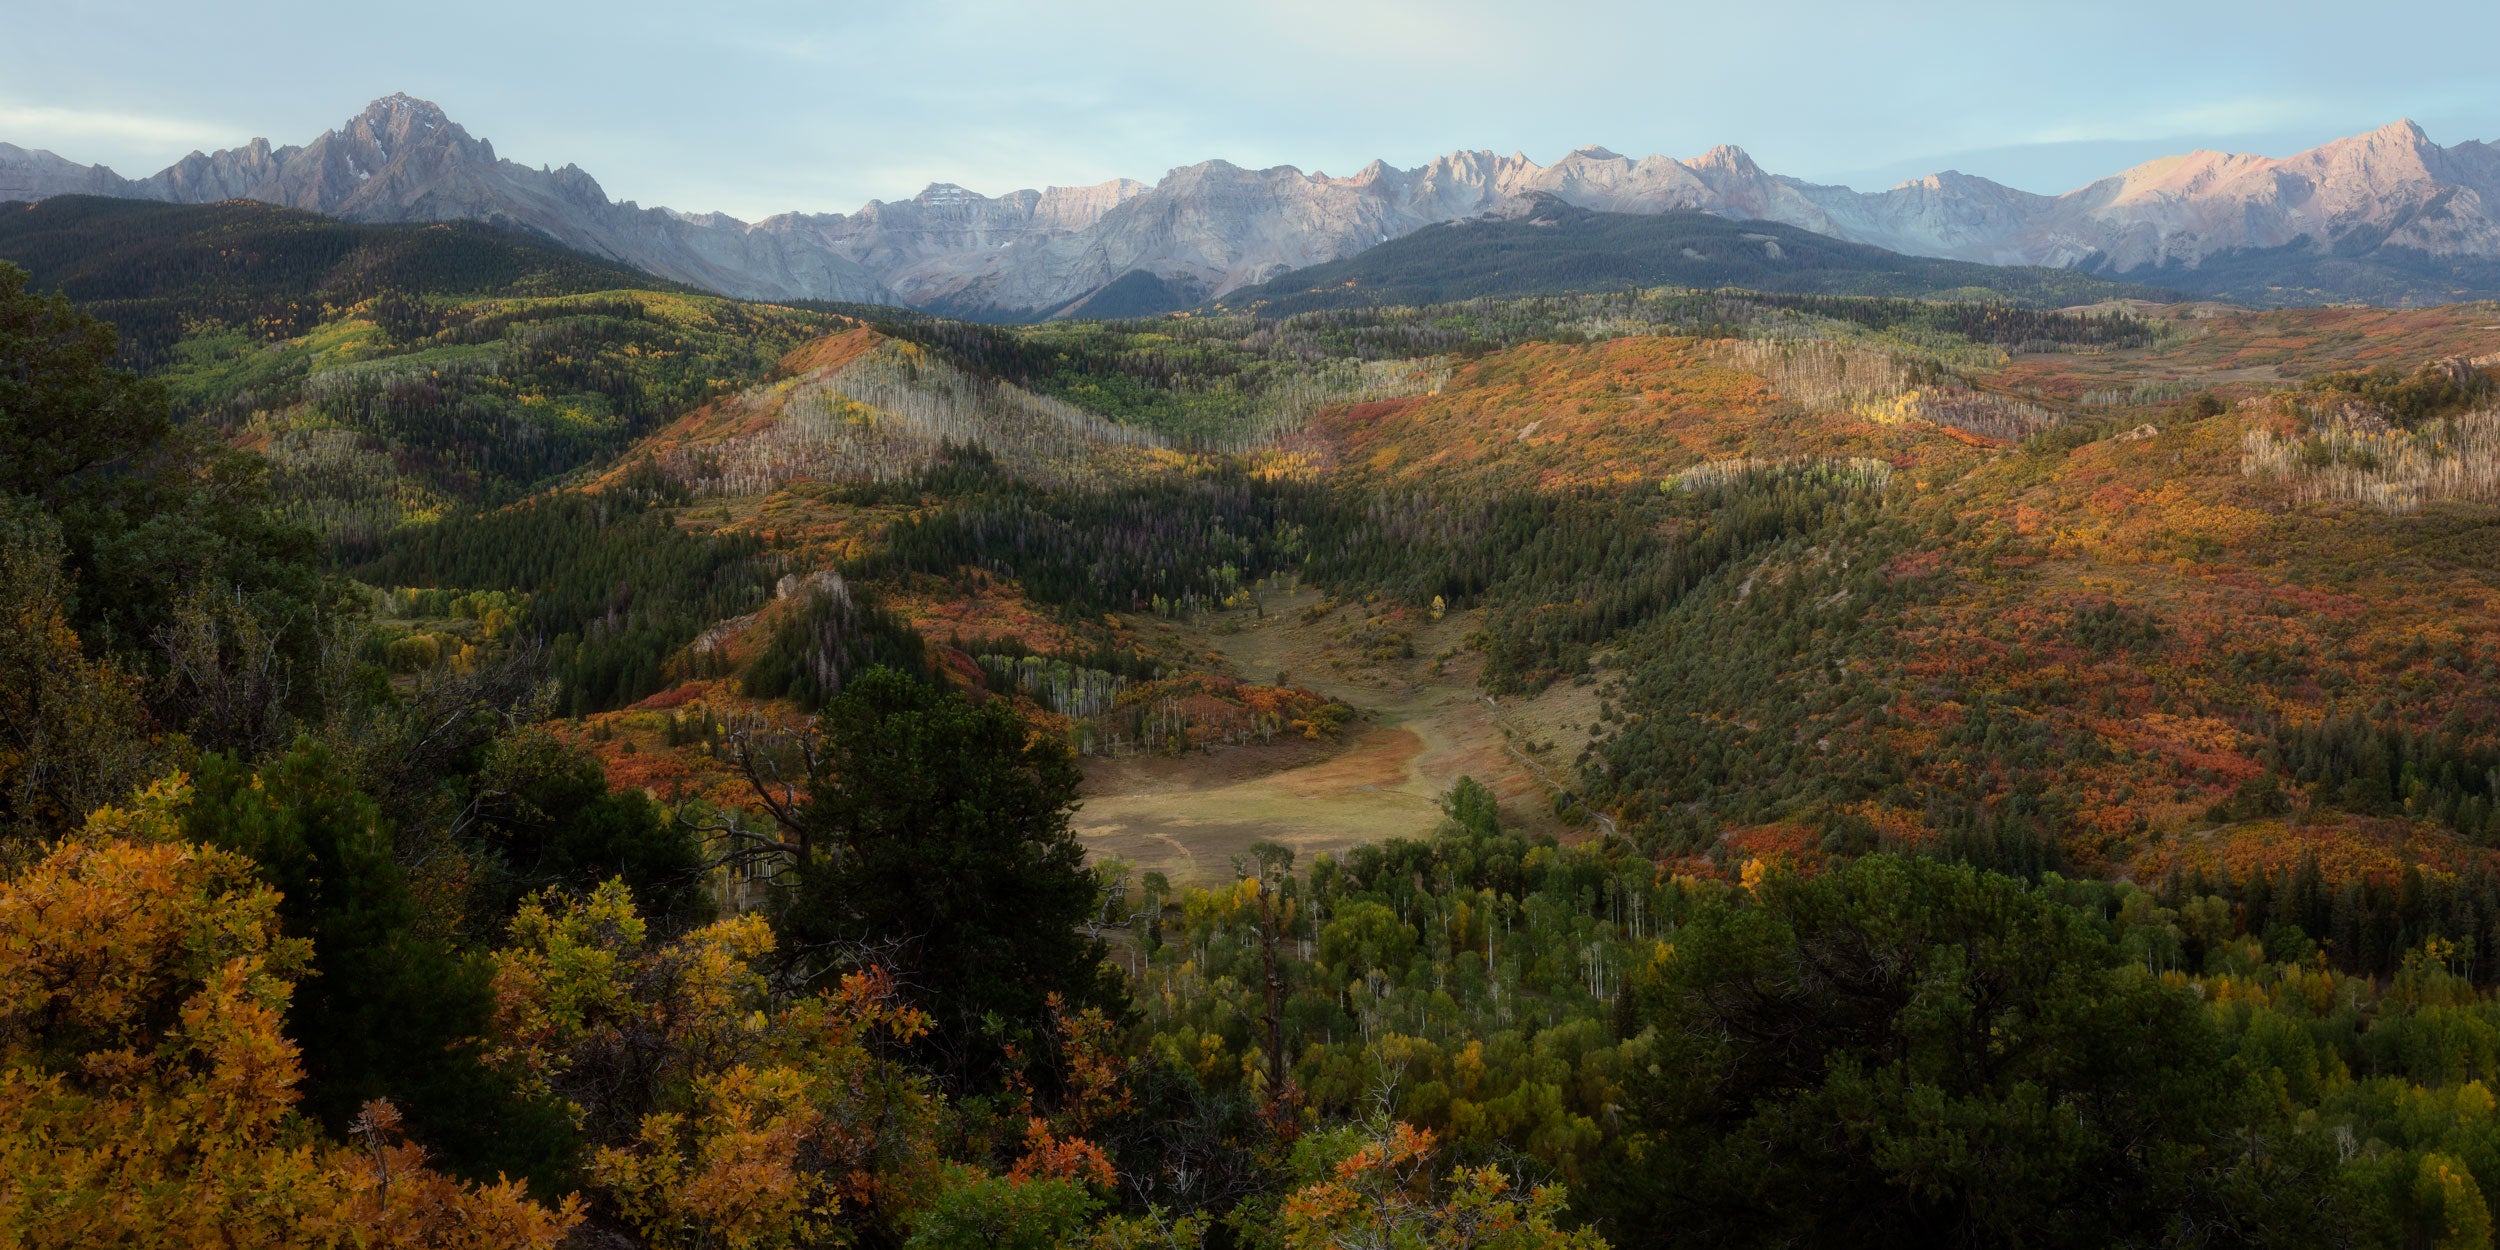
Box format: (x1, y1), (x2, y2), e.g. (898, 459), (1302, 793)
(9, 0), (2499, 221)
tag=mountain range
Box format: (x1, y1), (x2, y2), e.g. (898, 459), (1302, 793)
(9, 94), (2500, 314)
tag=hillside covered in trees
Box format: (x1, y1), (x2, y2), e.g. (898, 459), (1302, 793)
(1213, 196), (2183, 316)
(0, 196), (846, 550)
(7, 218), (2500, 1248)
(0, 195), (699, 368)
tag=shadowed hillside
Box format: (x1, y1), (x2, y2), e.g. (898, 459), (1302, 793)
(0, 194), (690, 368)
(1216, 195), (2185, 315)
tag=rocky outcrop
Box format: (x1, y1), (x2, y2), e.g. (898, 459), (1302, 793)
(9, 95), (2500, 312)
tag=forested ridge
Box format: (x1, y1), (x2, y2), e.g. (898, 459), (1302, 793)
(7, 229), (2500, 1250)
(0, 195), (693, 368)
(1212, 197), (2183, 316)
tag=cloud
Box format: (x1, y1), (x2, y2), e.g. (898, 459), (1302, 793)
(0, 101), (238, 154)
(2020, 96), (2340, 150)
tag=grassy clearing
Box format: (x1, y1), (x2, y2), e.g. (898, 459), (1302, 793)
(1072, 584), (1603, 882)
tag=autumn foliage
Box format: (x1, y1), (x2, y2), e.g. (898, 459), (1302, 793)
(1279, 1121), (1607, 1250)
(0, 779), (579, 1247)
(490, 882), (949, 1248)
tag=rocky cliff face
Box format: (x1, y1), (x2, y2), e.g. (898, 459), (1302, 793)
(9, 96), (2500, 313)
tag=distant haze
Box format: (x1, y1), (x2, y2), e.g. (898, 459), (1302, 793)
(7, 0), (2498, 221)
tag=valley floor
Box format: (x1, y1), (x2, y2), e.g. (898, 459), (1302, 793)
(1074, 585), (1599, 882)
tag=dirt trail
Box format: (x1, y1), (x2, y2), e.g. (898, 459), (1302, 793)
(1074, 585), (1597, 884)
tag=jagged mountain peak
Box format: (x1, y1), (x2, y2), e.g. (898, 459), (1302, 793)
(333, 94), (461, 162)
(354, 92), (452, 131)
(2303, 119), (2447, 178)
(1685, 144), (1763, 176)
(2360, 117), (2433, 148)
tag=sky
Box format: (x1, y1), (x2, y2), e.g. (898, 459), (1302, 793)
(8, 0), (2499, 222)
